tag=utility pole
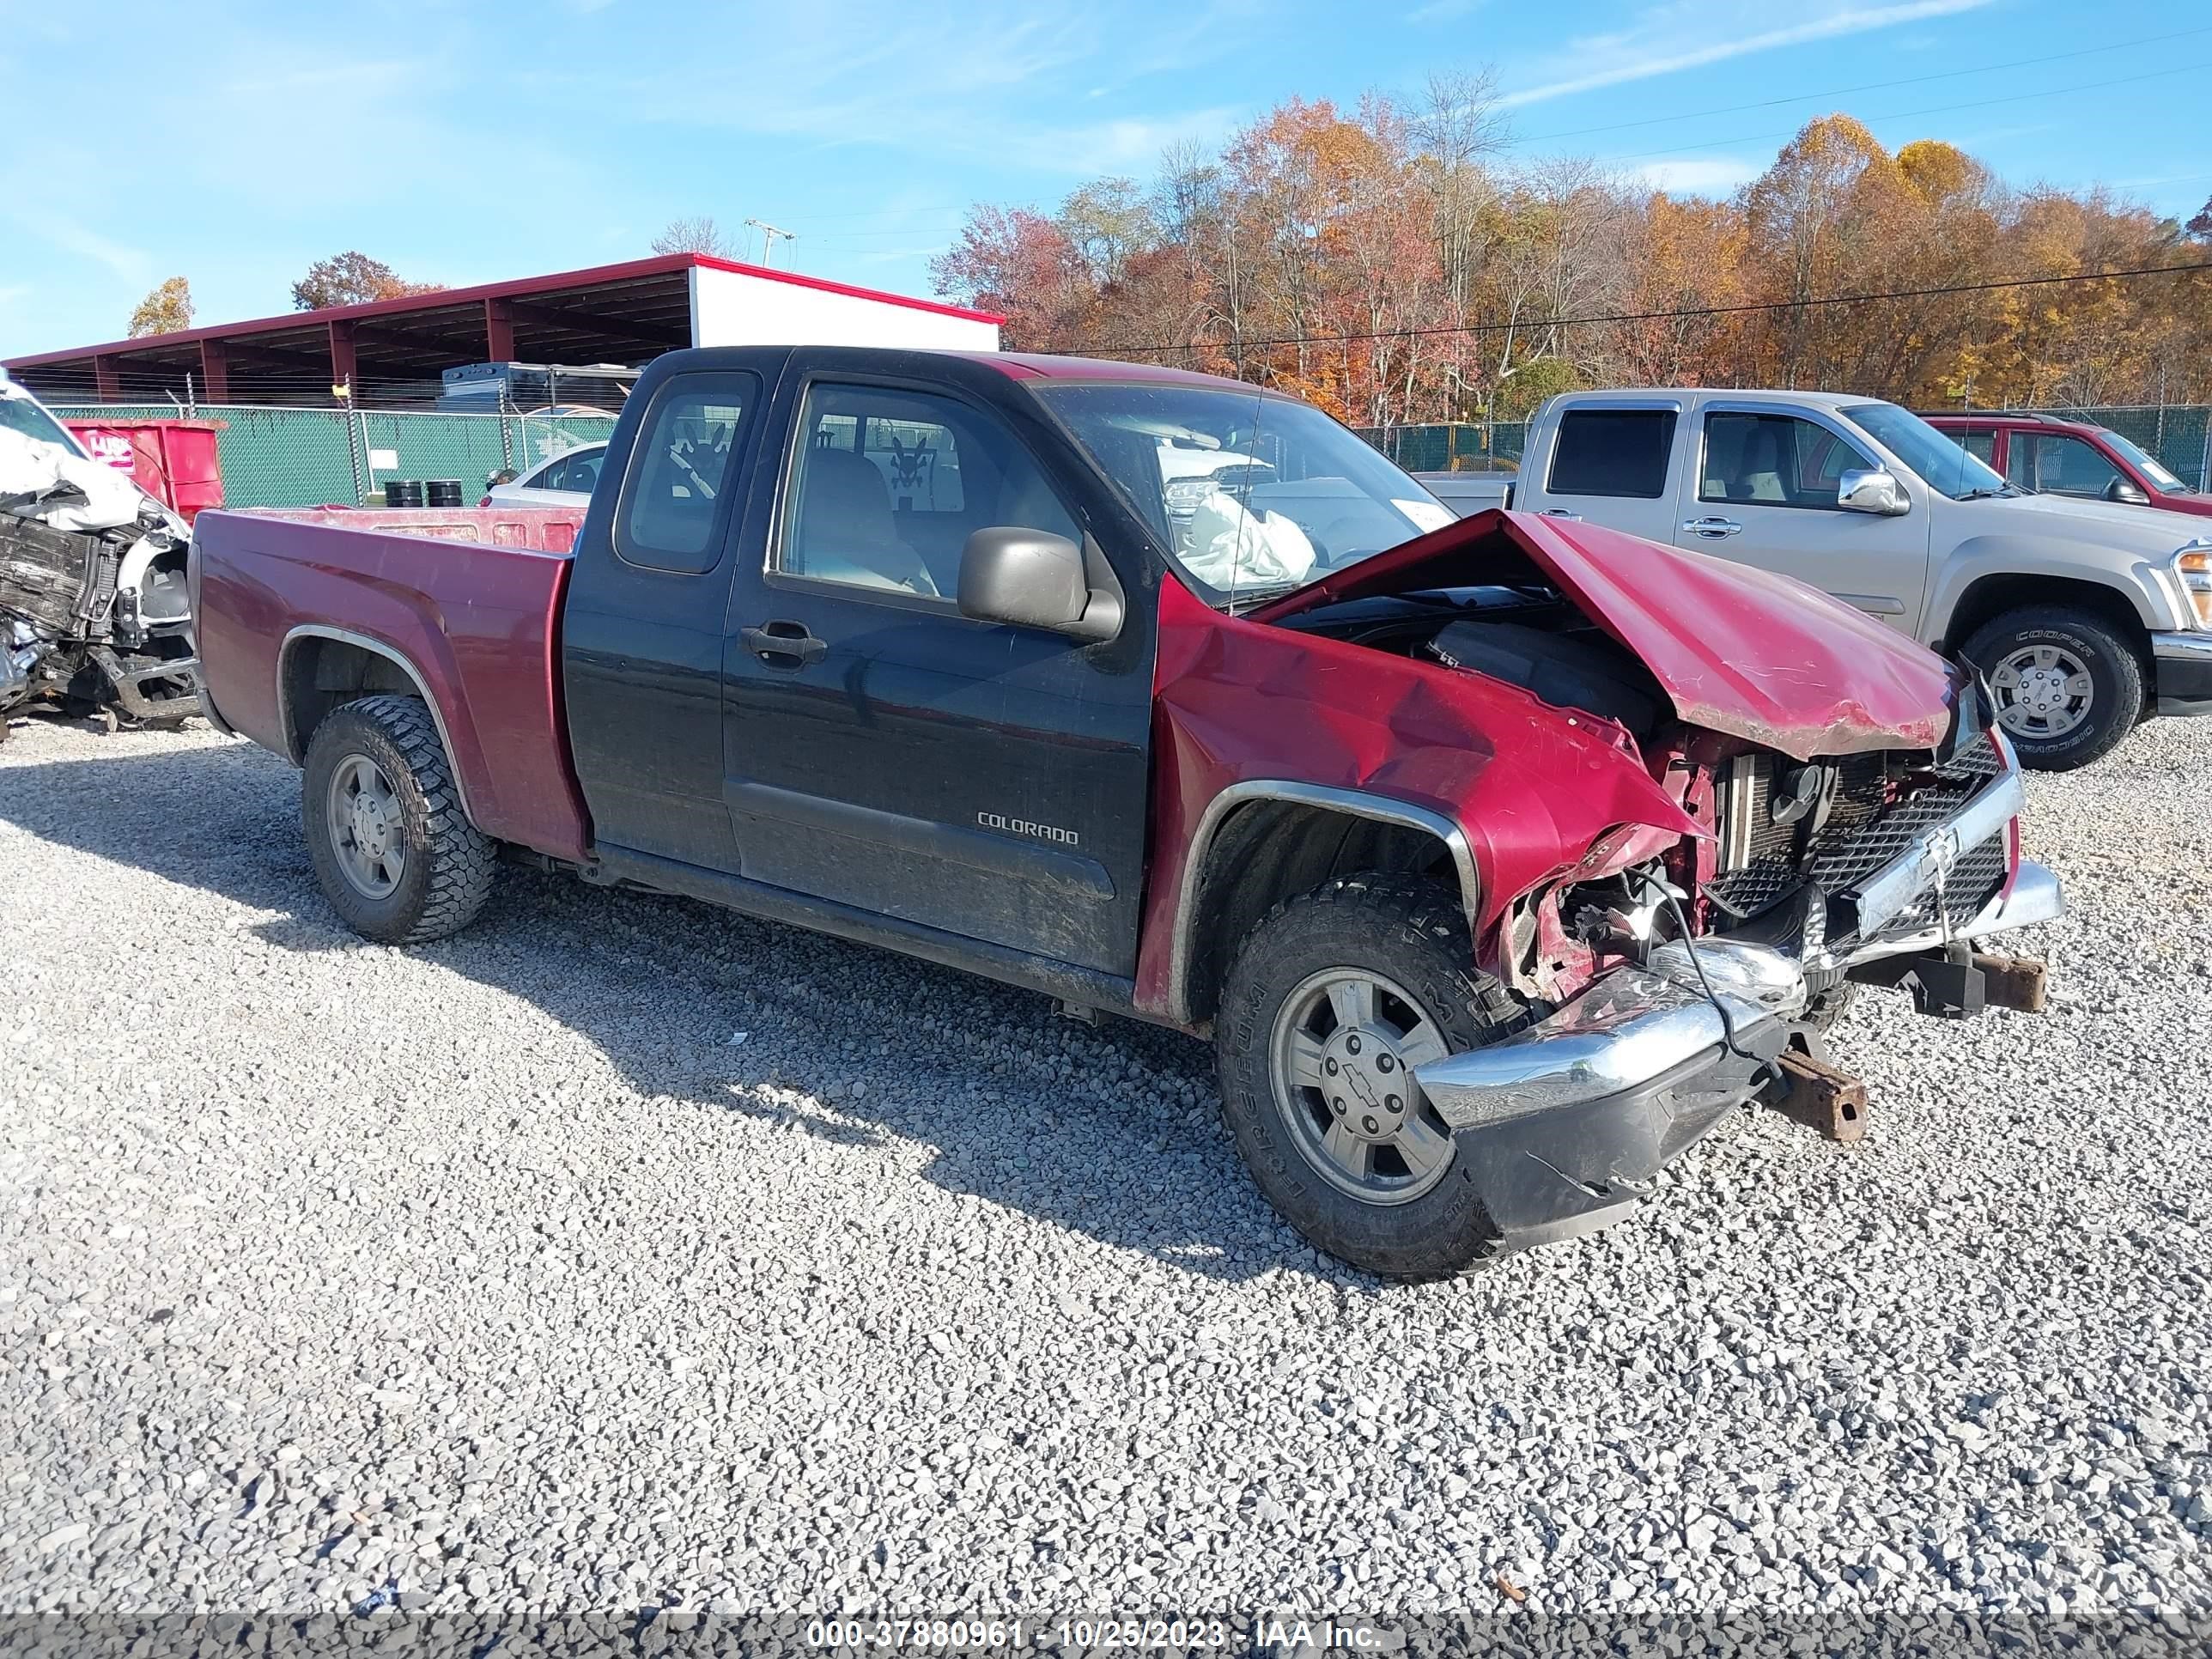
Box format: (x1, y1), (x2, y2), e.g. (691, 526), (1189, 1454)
(744, 219), (797, 266)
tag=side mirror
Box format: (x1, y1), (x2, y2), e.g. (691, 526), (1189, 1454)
(957, 527), (1121, 642)
(2105, 477), (2150, 507)
(1838, 467), (1909, 516)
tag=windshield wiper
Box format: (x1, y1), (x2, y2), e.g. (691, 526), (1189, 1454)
(1223, 583), (1298, 614)
(1955, 484), (2019, 501)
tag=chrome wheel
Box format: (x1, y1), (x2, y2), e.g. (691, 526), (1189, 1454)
(1990, 643), (2094, 740)
(325, 753), (405, 899)
(1269, 967), (1456, 1206)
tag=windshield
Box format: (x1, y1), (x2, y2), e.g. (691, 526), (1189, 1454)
(2098, 428), (2190, 494)
(1031, 382), (1454, 606)
(0, 384), (83, 456)
(1844, 402), (2008, 500)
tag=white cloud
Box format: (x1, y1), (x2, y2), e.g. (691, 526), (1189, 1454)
(602, 10), (1240, 178)
(1074, 109), (1244, 170)
(22, 216), (150, 287)
(1629, 157), (1764, 196)
(1499, 0), (1999, 108)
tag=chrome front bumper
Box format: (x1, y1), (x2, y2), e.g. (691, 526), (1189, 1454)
(1413, 940), (1807, 1249)
(1410, 860), (2063, 1252)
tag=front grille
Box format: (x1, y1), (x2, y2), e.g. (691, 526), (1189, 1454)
(1889, 830), (2008, 933)
(1706, 732), (2006, 940)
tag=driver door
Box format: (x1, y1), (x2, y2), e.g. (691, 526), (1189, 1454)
(1676, 405), (1932, 634)
(714, 372), (1156, 975)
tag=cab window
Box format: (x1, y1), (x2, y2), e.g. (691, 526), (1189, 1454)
(1699, 412), (1874, 509)
(2011, 434), (2124, 499)
(775, 382), (1079, 602)
(615, 374), (757, 573)
(1547, 410), (1675, 499)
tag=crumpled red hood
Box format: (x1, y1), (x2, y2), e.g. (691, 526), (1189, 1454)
(1249, 508), (1961, 760)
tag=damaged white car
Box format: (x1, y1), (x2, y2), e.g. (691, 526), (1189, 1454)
(0, 373), (198, 732)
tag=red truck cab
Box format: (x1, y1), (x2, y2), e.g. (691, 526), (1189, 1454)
(1921, 410), (2212, 519)
(191, 347), (2060, 1279)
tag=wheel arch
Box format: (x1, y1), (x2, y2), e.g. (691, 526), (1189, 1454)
(276, 626), (480, 826)
(1938, 570), (2156, 659)
(1168, 781), (1481, 1029)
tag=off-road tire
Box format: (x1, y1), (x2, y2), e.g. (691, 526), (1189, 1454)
(1961, 605), (2143, 771)
(301, 695), (495, 944)
(1802, 981), (1856, 1033)
(1215, 872), (1528, 1281)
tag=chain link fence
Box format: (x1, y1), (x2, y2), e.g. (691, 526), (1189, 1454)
(1363, 405), (2212, 489)
(45, 398), (2212, 507)
(46, 404), (617, 509)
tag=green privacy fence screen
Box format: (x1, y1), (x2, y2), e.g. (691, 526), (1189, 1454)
(1362, 406), (2212, 490)
(47, 399), (2212, 506)
(47, 404), (618, 509)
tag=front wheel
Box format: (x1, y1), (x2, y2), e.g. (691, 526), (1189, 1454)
(301, 695), (496, 944)
(1215, 873), (1527, 1280)
(1961, 605), (2143, 770)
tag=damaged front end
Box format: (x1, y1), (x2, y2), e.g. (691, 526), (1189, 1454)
(1242, 511), (2065, 1253)
(0, 412), (198, 730)
(1415, 706), (2061, 1252)
(1416, 939), (1804, 1249)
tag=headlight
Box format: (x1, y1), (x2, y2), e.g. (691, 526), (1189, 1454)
(2177, 543), (2212, 629)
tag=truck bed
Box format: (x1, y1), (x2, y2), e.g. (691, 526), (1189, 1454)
(191, 507), (593, 862)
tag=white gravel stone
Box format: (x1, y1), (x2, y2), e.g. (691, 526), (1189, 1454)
(1, 713), (2209, 1639)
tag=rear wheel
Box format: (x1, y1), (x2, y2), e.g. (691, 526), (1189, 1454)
(1215, 873), (1527, 1280)
(1961, 605), (2142, 770)
(301, 695), (495, 944)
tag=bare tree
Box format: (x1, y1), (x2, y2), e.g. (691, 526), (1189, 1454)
(651, 217), (738, 258)
(1411, 69), (1509, 397)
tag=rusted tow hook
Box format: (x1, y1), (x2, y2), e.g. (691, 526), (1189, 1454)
(1761, 950), (2051, 1145)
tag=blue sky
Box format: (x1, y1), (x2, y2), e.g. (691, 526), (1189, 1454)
(2, 0), (2207, 356)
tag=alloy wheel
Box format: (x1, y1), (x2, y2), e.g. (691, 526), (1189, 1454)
(1268, 967), (1457, 1206)
(1990, 643), (2094, 741)
(325, 753), (406, 899)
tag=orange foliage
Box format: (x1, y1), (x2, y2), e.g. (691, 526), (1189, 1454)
(930, 102), (2212, 423)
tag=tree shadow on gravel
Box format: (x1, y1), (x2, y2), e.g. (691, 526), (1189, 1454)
(0, 739), (1335, 1285)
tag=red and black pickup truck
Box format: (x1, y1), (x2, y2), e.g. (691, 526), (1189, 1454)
(190, 346), (2061, 1279)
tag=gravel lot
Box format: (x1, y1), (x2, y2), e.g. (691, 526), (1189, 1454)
(2, 711), (2208, 1646)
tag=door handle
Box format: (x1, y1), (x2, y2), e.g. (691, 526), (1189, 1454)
(1540, 508), (1583, 521)
(1681, 516), (1743, 539)
(741, 621), (827, 668)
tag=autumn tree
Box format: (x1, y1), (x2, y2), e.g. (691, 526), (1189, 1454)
(291, 252), (441, 310)
(931, 93), (2212, 424)
(128, 276), (194, 337)
(651, 217), (738, 258)
(929, 206), (1091, 349)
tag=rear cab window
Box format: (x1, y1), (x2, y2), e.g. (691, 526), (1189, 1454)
(615, 373), (759, 574)
(1547, 410), (1677, 499)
